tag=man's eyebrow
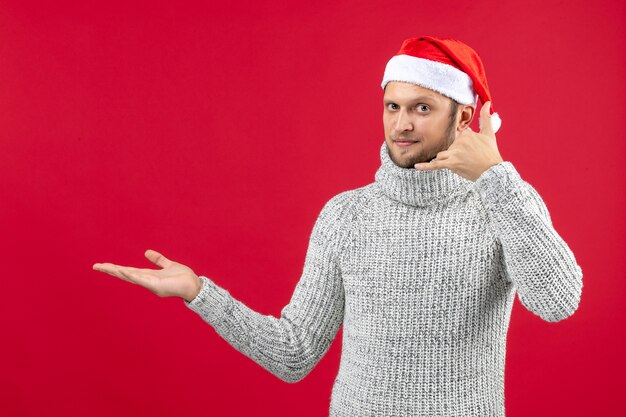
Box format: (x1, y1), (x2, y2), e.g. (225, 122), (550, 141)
(415, 95), (439, 101)
(384, 95), (439, 103)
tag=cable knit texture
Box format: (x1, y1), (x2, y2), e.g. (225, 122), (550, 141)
(184, 140), (583, 416)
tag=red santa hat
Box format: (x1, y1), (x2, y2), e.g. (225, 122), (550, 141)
(381, 35), (502, 133)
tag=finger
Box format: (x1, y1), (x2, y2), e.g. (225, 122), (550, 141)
(414, 160), (445, 170)
(145, 249), (172, 269)
(93, 262), (137, 283)
(94, 262), (139, 273)
(479, 101), (494, 137)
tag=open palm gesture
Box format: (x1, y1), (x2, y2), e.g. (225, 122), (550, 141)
(93, 249), (202, 302)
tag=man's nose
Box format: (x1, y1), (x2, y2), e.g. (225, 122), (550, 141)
(394, 110), (413, 132)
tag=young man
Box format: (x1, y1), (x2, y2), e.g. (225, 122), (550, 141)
(93, 36), (583, 416)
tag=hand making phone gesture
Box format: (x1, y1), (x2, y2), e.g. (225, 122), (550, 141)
(93, 249), (202, 302)
(414, 101), (504, 181)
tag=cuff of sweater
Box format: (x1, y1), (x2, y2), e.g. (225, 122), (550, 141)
(474, 161), (525, 208)
(184, 275), (232, 325)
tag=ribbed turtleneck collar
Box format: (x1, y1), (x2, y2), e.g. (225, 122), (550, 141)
(374, 140), (472, 207)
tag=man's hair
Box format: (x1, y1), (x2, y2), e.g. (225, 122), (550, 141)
(449, 98), (460, 121)
(443, 98), (461, 143)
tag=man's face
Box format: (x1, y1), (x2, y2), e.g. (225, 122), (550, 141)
(383, 81), (460, 168)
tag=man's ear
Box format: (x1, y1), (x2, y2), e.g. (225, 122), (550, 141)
(457, 105), (475, 130)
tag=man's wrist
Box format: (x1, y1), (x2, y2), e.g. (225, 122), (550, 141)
(184, 275), (202, 302)
(474, 161), (524, 206)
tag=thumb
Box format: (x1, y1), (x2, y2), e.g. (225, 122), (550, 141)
(479, 101), (494, 137)
(145, 249), (173, 269)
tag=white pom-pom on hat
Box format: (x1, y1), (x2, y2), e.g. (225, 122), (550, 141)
(487, 112), (501, 133)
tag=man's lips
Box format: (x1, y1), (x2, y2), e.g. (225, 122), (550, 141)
(394, 139), (419, 147)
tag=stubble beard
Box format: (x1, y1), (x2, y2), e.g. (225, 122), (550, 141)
(389, 116), (457, 168)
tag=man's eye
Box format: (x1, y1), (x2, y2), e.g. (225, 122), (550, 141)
(417, 105), (429, 112)
(387, 103), (399, 110)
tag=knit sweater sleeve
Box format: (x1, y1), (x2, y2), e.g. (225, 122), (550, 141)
(473, 162), (583, 323)
(183, 193), (352, 383)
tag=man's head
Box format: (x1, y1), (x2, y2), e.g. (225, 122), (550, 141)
(380, 36), (501, 168)
(383, 81), (475, 168)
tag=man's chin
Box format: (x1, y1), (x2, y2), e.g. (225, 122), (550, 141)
(390, 152), (421, 169)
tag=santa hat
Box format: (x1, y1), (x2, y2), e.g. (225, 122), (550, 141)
(381, 35), (501, 133)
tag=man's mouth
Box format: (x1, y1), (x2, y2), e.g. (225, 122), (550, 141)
(394, 139), (418, 147)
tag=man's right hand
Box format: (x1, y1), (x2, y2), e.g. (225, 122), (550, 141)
(93, 249), (202, 302)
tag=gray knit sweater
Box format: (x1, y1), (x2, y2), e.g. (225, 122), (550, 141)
(184, 140), (583, 416)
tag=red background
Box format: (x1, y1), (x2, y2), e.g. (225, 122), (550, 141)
(1, 1), (624, 416)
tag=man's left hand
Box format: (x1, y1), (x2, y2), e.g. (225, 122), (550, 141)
(414, 101), (503, 182)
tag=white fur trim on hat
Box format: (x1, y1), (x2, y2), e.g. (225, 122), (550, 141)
(381, 54), (478, 105)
